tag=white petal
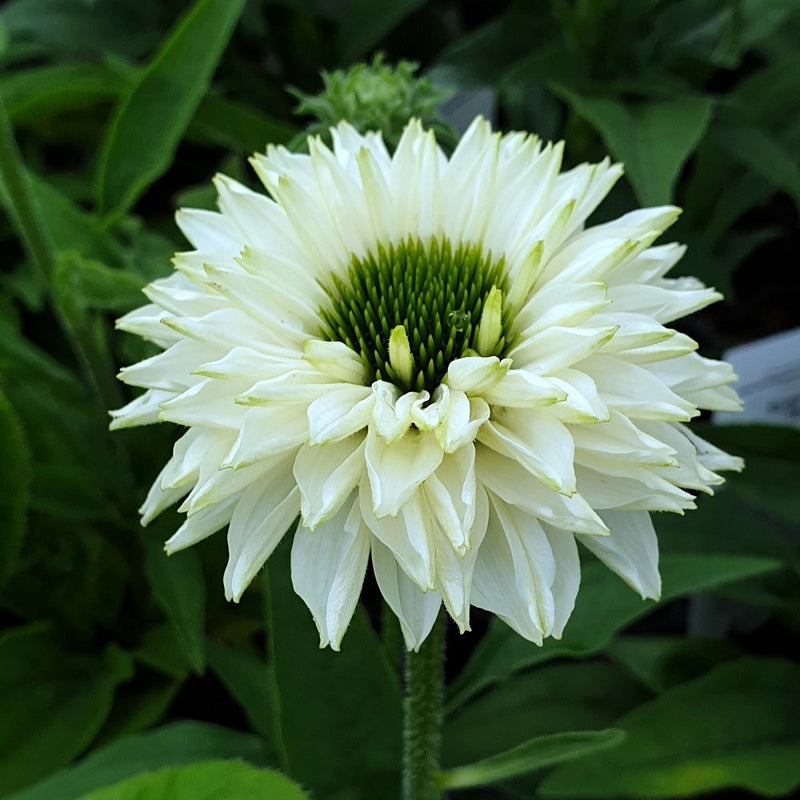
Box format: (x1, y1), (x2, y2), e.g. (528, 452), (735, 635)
(303, 339), (368, 383)
(370, 382), (420, 443)
(471, 494), (559, 644)
(213, 175), (307, 262)
(165, 494), (239, 553)
(679, 425), (744, 473)
(575, 465), (695, 513)
(577, 510), (661, 600)
(476, 446), (608, 535)
(372, 537), (441, 651)
(509, 325), (617, 373)
(434, 390), (490, 452)
(159, 377), (247, 429)
(365, 427), (443, 517)
(175, 208), (242, 252)
(432, 484), (489, 632)
(360, 488), (434, 591)
(446, 356), (510, 394)
(294, 436), (366, 529)
(477, 410), (576, 495)
(222, 405), (307, 468)
(482, 369), (566, 408)
(110, 389), (171, 430)
(515, 281), (608, 336)
(307, 384), (374, 444)
(224, 473), (301, 602)
(541, 524), (581, 638)
(581, 356), (698, 421)
(422, 444), (477, 555)
(291, 497), (370, 650)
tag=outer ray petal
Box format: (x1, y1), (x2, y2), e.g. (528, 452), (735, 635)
(223, 467), (301, 601)
(291, 497), (371, 650)
(577, 510), (661, 600)
(372, 537), (441, 652)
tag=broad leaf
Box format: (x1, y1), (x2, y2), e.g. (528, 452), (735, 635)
(0, 625), (133, 795)
(555, 88), (712, 206)
(441, 729), (625, 790)
(207, 640), (277, 746)
(606, 635), (739, 693)
(5, 723), (275, 800)
(448, 554), (779, 711)
(28, 174), (125, 266)
(96, 0), (247, 217)
(540, 657), (800, 798)
(72, 761), (308, 800)
(144, 541), (207, 674)
(444, 661), (648, 769)
(266, 536), (403, 797)
(0, 0), (160, 58)
(0, 64), (125, 125)
(334, 0), (426, 63)
(190, 95), (297, 154)
(710, 119), (800, 209)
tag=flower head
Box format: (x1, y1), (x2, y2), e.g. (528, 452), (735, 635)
(112, 117), (742, 650)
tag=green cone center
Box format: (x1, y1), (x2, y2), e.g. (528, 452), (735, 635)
(319, 237), (508, 393)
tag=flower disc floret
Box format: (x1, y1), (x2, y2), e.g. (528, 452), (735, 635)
(320, 236), (508, 392)
(112, 116), (743, 653)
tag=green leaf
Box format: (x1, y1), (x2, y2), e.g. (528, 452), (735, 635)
(27, 174), (125, 266)
(266, 537), (403, 796)
(431, 9), (558, 88)
(727, 52), (800, 128)
(539, 657), (800, 798)
(555, 88), (713, 205)
(5, 722), (275, 800)
(444, 661), (649, 770)
(207, 640), (276, 745)
(607, 636), (739, 693)
(144, 541), (207, 674)
(53, 253), (144, 313)
(72, 761), (308, 800)
(710, 119), (800, 209)
(0, 625), (133, 795)
(658, 424), (800, 551)
(334, 0), (426, 64)
(1, 0), (160, 59)
(190, 95), (297, 153)
(448, 554), (780, 712)
(90, 677), (181, 747)
(0, 64), (126, 125)
(96, 0), (247, 218)
(441, 729), (626, 790)
(0, 388), (30, 585)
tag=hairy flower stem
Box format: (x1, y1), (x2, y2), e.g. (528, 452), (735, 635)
(403, 612), (445, 800)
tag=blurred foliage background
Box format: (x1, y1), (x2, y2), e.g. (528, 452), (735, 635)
(0, 1), (798, 798)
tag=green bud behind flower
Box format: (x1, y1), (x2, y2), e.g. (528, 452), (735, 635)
(288, 53), (456, 151)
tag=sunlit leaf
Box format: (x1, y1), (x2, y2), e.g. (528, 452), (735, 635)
(5, 722), (274, 800)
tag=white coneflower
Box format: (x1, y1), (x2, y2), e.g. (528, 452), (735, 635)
(112, 117), (742, 651)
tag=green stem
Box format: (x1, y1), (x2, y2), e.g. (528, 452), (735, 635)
(403, 612), (445, 800)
